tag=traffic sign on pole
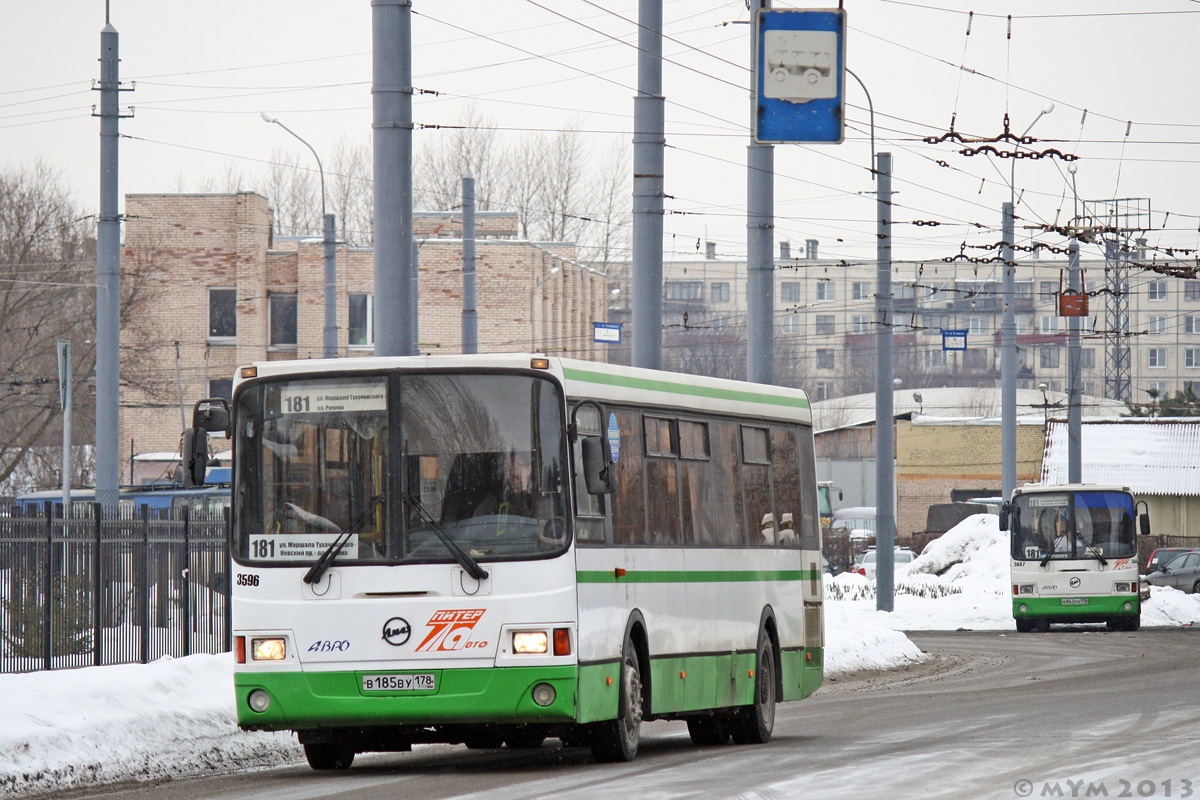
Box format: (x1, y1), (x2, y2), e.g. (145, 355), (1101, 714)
(754, 8), (846, 144)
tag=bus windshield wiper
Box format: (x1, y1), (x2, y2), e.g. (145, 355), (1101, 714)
(303, 494), (385, 585)
(403, 493), (489, 582)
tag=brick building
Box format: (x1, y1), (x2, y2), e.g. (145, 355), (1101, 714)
(120, 192), (608, 475)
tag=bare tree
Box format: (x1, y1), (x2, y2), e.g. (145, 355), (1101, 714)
(577, 138), (631, 271)
(414, 106), (504, 212)
(263, 147), (320, 237)
(0, 162), (166, 493)
(328, 137), (372, 245)
(537, 121), (589, 243)
(499, 135), (547, 239)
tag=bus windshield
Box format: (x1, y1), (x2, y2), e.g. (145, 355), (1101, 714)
(1010, 490), (1137, 561)
(233, 372), (568, 565)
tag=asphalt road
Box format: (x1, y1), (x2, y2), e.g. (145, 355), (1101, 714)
(56, 628), (1200, 800)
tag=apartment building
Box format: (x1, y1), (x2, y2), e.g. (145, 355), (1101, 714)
(601, 239), (1198, 404)
(120, 192), (608, 469)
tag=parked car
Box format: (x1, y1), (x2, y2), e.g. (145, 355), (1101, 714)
(855, 547), (917, 580)
(1144, 551), (1200, 594)
(1144, 547), (1200, 575)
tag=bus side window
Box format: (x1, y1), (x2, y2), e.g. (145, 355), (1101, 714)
(795, 425), (820, 551)
(741, 425), (773, 547)
(571, 404), (606, 543)
(710, 419), (745, 546)
(770, 426), (801, 548)
(611, 408), (647, 545)
(644, 416), (681, 545)
(679, 419), (714, 546)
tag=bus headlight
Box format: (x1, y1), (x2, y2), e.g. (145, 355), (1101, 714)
(251, 637), (286, 661)
(1113, 582), (1132, 593)
(513, 631), (549, 654)
(1018, 584), (1035, 595)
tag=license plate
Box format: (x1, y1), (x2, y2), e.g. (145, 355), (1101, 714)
(361, 673), (435, 692)
(1061, 598), (1089, 606)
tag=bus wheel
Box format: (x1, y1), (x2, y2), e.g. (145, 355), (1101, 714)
(303, 743), (355, 770)
(591, 634), (643, 763)
(687, 716), (731, 746)
(731, 629), (776, 745)
(1015, 619), (1035, 633)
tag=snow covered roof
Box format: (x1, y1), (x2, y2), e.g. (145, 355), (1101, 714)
(1041, 418), (1200, 496)
(813, 386), (1128, 433)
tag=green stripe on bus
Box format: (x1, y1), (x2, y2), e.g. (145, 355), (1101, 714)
(576, 569), (817, 584)
(562, 367), (810, 410)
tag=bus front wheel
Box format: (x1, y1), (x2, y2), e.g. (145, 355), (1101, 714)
(591, 632), (643, 763)
(303, 743), (355, 770)
(731, 629), (776, 745)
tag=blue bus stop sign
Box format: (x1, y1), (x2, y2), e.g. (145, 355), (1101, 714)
(754, 8), (846, 144)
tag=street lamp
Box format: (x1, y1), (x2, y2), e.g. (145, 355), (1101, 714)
(261, 111), (337, 359)
(530, 266), (561, 352)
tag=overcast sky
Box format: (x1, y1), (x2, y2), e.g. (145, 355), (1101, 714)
(4, 1), (1199, 269)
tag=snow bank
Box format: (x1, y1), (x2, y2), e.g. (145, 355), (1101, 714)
(0, 654), (299, 798)
(823, 603), (925, 676)
(824, 513), (1200, 631)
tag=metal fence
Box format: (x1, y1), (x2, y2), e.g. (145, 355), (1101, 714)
(0, 504), (231, 673)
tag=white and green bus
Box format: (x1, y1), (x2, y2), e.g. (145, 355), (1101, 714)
(188, 354), (824, 769)
(1003, 483), (1148, 633)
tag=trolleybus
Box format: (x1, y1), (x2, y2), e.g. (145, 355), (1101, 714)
(187, 354), (824, 769)
(1003, 483), (1148, 632)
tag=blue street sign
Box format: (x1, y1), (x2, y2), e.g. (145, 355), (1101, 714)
(942, 329), (968, 351)
(593, 322), (622, 344)
(754, 8), (846, 144)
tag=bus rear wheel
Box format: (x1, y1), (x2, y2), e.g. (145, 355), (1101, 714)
(731, 630), (776, 745)
(591, 633), (643, 763)
(303, 743), (355, 770)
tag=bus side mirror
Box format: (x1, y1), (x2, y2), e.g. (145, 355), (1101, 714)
(998, 501), (1010, 532)
(182, 427), (209, 487)
(192, 398), (230, 437)
(1136, 501), (1151, 536)
(581, 436), (615, 495)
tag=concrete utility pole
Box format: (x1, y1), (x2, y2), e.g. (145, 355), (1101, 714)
(94, 10), (124, 508)
(1067, 238), (1082, 483)
(1002, 103), (1053, 500)
(746, 0), (774, 385)
(874, 152), (896, 612)
(631, 0), (664, 370)
(461, 174), (478, 354)
(261, 111), (337, 359)
(1000, 201), (1016, 501)
(373, 0), (415, 357)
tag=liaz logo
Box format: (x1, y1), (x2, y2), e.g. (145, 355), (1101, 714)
(416, 609), (488, 652)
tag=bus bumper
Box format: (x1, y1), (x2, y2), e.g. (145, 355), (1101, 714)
(1012, 595), (1139, 624)
(236, 665), (579, 730)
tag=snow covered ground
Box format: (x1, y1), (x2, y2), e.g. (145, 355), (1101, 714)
(4, 514), (1200, 797)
